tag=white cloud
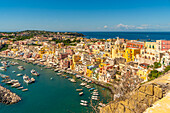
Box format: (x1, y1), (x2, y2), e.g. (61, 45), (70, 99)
(115, 23), (135, 30)
(104, 25), (108, 29)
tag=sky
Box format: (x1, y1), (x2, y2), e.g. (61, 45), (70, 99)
(0, 0), (170, 31)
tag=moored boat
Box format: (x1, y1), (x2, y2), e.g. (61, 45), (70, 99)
(23, 74), (32, 84)
(18, 66), (25, 70)
(76, 89), (83, 91)
(79, 92), (84, 96)
(31, 69), (40, 76)
(22, 88), (28, 92)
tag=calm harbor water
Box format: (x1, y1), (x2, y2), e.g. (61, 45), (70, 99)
(80, 32), (170, 40)
(0, 58), (112, 113)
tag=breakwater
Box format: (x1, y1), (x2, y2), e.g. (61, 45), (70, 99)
(0, 85), (21, 104)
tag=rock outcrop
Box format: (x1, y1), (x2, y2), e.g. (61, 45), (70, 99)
(0, 85), (21, 104)
(100, 72), (170, 113)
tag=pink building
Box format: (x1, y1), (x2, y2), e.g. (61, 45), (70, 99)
(157, 40), (170, 51)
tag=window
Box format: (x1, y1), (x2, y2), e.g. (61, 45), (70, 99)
(163, 42), (165, 44)
(163, 46), (165, 49)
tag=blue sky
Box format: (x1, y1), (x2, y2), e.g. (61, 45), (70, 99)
(0, 0), (170, 31)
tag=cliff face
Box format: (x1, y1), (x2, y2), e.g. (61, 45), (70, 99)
(100, 72), (170, 113)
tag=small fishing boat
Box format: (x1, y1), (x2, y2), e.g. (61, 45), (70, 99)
(23, 75), (32, 84)
(70, 79), (76, 83)
(99, 103), (106, 107)
(17, 86), (24, 90)
(12, 71), (16, 73)
(11, 83), (21, 88)
(31, 77), (35, 82)
(22, 88), (28, 92)
(31, 69), (40, 76)
(80, 82), (87, 86)
(81, 100), (88, 103)
(76, 89), (83, 91)
(17, 73), (23, 76)
(6, 79), (18, 84)
(79, 92), (84, 96)
(0, 66), (6, 71)
(18, 66), (25, 70)
(89, 88), (95, 91)
(80, 103), (87, 106)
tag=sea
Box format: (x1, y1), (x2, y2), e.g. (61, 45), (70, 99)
(0, 58), (112, 113)
(79, 32), (170, 41)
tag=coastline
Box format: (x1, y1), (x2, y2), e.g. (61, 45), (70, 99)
(0, 55), (114, 98)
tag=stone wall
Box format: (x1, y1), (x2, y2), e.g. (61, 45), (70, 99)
(0, 85), (21, 104)
(100, 72), (170, 113)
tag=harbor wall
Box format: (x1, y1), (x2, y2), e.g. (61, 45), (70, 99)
(100, 72), (170, 113)
(0, 85), (21, 104)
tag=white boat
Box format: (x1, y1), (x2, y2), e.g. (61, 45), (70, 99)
(0, 66), (6, 71)
(23, 75), (32, 84)
(17, 73), (23, 76)
(80, 82), (87, 86)
(17, 86), (23, 90)
(80, 103), (87, 106)
(11, 83), (21, 88)
(99, 103), (106, 107)
(70, 79), (76, 83)
(79, 92), (84, 96)
(6, 79), (18, 84)
(22, 88), (28, 92)
(18, 66), (25, 70)
(12, 71), (16, 73)
(81, 100), (88, 103)
(31, 69), (40, 76)
(31, 77), (35, 82)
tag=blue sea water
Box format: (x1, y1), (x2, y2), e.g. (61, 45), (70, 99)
(0, 58), (112, 113)
(79, 32), (170, 41)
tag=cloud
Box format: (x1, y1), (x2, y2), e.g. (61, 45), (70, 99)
(104, 25), (108, 29)
(115, 23), (135, 30)
(100, 23), (170, 31)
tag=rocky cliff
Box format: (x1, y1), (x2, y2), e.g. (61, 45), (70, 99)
(0, 85), (21, 104)
(100, 72), (170, 113)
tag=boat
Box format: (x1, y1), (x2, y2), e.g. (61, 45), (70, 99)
(12, 71), (16, 73)
(76, 75), (81, 78)
(23, 75), (32, 84)
(79, 92), (84, 96)
(80, 82), (87, 86)
(81, 100), (88, 103)
(6, 79), (18, 84)
(92, 97), (98, 100)
(31, 77), (35, 82)
(80, 103), (87, 106)
(89, 88), (95, 91)
(0, 66), (6, 71)
(76, 89), (83, 91)
(31, 69), (40, 76)
(17, 73), (23, 76)
(18, 66), (25, 70)
(17, 86), (23, 90)
(99, 103), (106, 107)
(11, 83), (21, 88)
(22, 88), (28, 92)
(70, 79), (76, 83)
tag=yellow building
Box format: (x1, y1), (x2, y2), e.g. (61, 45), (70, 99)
(145, 42), (158, 50)
(124, 48), (140, 62)
(137, 69), (150, 81)
(86, 69), (93, 77)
